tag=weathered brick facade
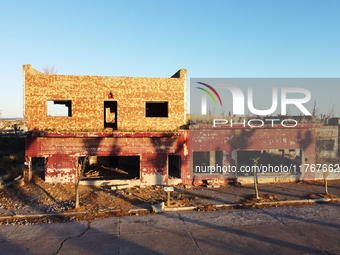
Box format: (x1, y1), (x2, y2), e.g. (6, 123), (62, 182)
(188, 125), (319, 184)
(24, 65), (189, 185)
(26, 131), (189, 185)
(316, 125), (339, 158)
(24, 65), (320, 185)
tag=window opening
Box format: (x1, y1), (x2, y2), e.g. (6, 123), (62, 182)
(80, 156), (140, 180)
(47, 100), (72, 117)
(146, 102), (168, 117)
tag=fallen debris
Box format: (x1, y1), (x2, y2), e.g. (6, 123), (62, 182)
(205, 180), (220, 188)
(102, 166), (128, 175)
(13, 175), (24, 187)
(84, 170), (99, 177)
(241, 194), (279, 203)
(151, 202), (164, 213)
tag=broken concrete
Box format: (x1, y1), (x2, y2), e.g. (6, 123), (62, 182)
(151, 202), (165, 213)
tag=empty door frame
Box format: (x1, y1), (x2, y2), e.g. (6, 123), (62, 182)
(104, 101), (117, 130)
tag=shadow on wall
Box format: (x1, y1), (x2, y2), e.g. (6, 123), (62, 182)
(149, 134), (185, 185)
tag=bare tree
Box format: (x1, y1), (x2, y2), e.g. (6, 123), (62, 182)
(208, 104), (215, 119)
(42, 65), (58, 74)
(286, 105), (291, 116)
(324, 171), (329, 195)
(327, 103), (335, 118)
(75, 156), (88, 208)
(252, 156), (260, 199)
(312, 100), (319, 118)
(220, 107), (226, 118)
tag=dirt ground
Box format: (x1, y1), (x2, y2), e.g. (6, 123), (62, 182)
(1, 175), (340, 225)
(1, 176), (339, 214)
(0, 174), (201, 216)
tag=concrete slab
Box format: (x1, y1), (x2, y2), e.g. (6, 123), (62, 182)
(0, 204), (339, 254)
(0, 237), (64, 255)
(120, 230), (200, 255)
(0, 224), (17, 241)
(178, 209), (277, 229)
(283, 222), (340, 253)
(263, 203), (340, 225)
(7, 221), (88, 241)
(0, 241), (36, 255)
(191, 224), (324, 255)
(58, 234), (119, 255)
(119, 212), (185, 234)
(85, 217), (119, 235)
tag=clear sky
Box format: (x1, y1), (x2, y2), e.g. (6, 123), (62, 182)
(0, 0), (339, 118)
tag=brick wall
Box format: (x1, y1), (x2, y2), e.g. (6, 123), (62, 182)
(23, 65), (187, 132)
(25, 131), (190, 185)
(186, 125), (318, 184)
(316, 125), (339, 158)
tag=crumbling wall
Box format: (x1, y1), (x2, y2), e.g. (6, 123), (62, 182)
(187, 125), (318, 184)
(316, 125), (339, 159)
(25, 131), (189, 184)
(23, 65), (187, 132)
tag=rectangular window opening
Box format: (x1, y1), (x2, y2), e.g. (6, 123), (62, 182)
(193, 151), (223, 173)
(47, 100), (72, 117)
(168, 155), (181, 178)
(146, 102), (168, 117)
(80, 156), (140, 180)
(319, 140), (335, 151)
(237, 149), (301, 177)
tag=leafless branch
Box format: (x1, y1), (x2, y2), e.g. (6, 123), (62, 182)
(42, 65), (58, 74)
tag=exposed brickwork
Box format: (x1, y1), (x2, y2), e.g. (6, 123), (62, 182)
(186, 125), (318, 184)
(316, 125), (339, 158)
(23, 65), (320, 185)
(25, 125), (318, 184)
(25, 131), (189, 184)
(23, 65), (186, 132)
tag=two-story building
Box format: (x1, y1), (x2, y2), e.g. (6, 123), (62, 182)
(24, 65), (189, 187)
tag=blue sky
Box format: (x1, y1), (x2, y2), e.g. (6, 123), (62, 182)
(0, 0), (339, 118)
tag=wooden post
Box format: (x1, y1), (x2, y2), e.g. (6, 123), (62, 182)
(164, 187), (174, 207)
(167, 191), (170, 206)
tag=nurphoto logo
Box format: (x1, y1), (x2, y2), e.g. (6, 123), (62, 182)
(197, 82), (312, 116)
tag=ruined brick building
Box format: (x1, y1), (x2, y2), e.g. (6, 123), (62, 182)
(24, 65), (322, 186)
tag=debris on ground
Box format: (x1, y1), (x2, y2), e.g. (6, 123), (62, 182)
(241, 194), (280, 203)
(307, 193), (339, 199)
(205, 180), (220, 189)
(0, 174), (202, 223)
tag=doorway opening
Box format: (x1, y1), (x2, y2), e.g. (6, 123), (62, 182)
(168, 155), (181, 178)
(104, 101), (117, 130)
(31, 157), (45, 181)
